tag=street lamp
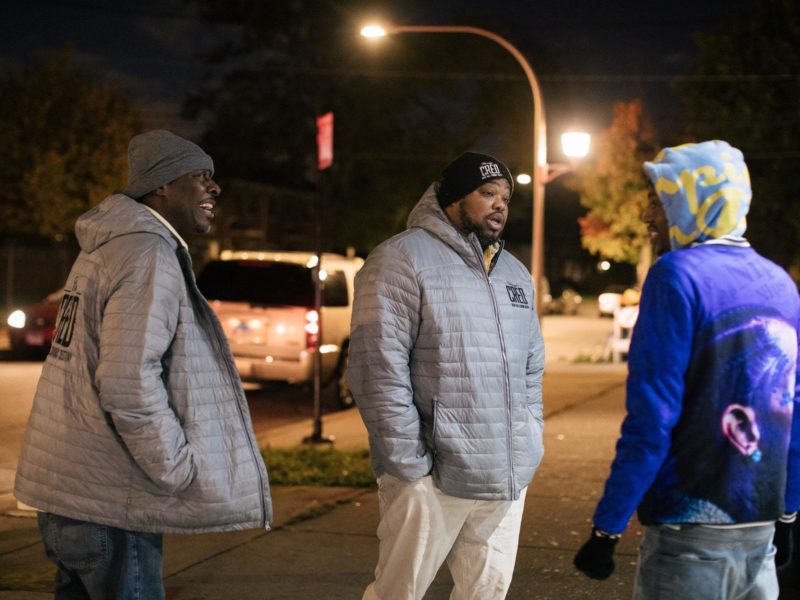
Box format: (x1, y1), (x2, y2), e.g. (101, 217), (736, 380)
(524, 131), (591, 184)
(516, 173), (532, 185)
(561, 131), (592, 158)
(360, 23), (588, 315)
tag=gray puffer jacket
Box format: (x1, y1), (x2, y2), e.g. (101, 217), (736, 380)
(348, 185), (545, 501)
(14, 194), (271, 534)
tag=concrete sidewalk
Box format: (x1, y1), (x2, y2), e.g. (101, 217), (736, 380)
(1, 364), (642, 599)
(164, 364), (638, 600)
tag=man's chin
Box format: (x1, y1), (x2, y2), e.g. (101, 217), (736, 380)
(652, 240), (669, 256)
(477, 230), (501, 248)
(195, 222), (212, 235)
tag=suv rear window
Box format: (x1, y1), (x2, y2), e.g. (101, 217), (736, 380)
(197, 260), (348, 307)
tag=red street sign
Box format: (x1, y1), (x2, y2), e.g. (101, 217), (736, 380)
(316, 112), (333, 170)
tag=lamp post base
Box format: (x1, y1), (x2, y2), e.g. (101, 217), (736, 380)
(302, 433), (336, 445)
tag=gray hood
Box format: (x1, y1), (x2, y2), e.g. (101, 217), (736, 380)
(75, 194), (175, 254)
(407, 183), (495, 269)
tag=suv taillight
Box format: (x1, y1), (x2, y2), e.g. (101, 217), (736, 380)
(304, 309), (319, 350)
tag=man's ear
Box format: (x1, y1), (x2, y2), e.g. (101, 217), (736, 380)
(721, 404), (761, 458)
(139, 185), (168, 211)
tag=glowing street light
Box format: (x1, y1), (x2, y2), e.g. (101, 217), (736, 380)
(518, 133), (592, 186)
(360, 25), (387, 38)
(561, 131), (592, 159)
(360, 22), (589, 314)
(516, 173), (532, 185)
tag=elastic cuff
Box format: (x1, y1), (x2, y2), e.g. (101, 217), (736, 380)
(779, 512), (797, 524)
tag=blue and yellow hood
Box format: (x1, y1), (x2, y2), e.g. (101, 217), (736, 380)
(643, 140), (751, 250)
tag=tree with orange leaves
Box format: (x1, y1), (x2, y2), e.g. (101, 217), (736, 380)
(572, 99), (658, 283)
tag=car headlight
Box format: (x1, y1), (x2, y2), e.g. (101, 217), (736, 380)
(7, 309), (26, 329)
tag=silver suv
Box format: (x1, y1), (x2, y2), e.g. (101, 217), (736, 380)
(197, 250), (364, 408)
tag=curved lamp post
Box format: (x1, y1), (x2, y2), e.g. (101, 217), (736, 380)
(360, 24), (588, 315)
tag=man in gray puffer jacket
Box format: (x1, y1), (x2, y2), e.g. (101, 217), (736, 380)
(14, 130), (271, 600)
(348, 152), (545, 599)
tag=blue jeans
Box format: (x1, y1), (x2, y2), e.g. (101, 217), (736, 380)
(634, 524), (778, 600)
(37, 512), (164, 600)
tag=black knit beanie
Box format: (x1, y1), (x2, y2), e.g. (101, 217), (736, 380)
(437, 152), (514, 209)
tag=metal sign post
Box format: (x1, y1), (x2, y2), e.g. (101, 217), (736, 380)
(304, 112), (335, 446)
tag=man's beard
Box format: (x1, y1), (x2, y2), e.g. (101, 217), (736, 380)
(459, 204), (501, 249)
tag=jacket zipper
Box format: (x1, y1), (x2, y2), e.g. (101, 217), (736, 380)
(179, 248), (268, 528)
(431, 397), (439, 458)
(470, 240), (515, 498)
(209, 303), (269, 529)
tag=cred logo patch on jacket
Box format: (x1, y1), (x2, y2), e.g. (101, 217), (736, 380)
(505, 284), (529, 308)
(49, 292), (80, 361)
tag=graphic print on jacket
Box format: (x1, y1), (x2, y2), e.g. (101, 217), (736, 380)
(592, 140), (800, 535)
(505, 284), (530, 309)
(640, 307), (796, 523)
(49, 291), (80, 361)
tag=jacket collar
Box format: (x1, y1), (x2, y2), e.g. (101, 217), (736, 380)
(140, 203), (189, 250)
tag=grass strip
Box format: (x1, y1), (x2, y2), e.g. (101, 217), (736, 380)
(263, 447), (375, 488)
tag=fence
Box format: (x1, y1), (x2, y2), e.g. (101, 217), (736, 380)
(0, 239), (76, 317)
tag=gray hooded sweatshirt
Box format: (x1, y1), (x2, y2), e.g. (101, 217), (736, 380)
(14, 194), (271, 533)
(347, 184), (545, 501)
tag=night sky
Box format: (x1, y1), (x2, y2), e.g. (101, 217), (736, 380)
(0, 0), (772, 285)
(3, 0), (766, 138)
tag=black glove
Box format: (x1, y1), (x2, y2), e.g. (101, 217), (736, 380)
(574, 527), (620, 580)
(774, 516), (795, 571)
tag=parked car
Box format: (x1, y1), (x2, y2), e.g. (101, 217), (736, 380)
(196, 250), (364, 409)
(598, 284), (640, 318)
(6, 289), (64, 357)
(541, 278), (583, 315)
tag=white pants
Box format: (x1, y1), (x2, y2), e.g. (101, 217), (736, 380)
(363, 474), (527, 600)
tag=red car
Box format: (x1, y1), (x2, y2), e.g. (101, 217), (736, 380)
(6, 289), (63, 357)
